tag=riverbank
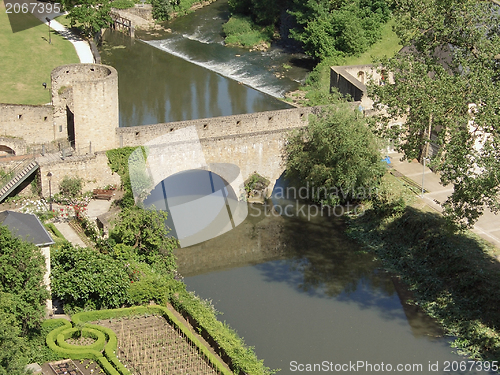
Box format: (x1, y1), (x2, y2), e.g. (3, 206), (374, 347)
(346, 172), (500, 361)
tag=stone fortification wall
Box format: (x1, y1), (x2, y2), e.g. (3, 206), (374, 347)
(51, 64), (119, 153)
(38, 152), (121, 197)
(117, 106), (321, 186)
(117, 107), (319, 147)
(0, 104), (55, 147)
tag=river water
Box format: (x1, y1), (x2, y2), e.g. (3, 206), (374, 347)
(177, 178), (496, 375)
(99, 1), (496, 373)
(99, 0), (315, 127)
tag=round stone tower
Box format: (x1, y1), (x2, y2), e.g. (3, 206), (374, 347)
(51, 64), (119, 153)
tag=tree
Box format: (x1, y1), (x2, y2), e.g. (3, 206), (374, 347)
(109, 207), (178, 273)
(284, 106), (385, 205)
(66, 0), (113, 37)
(51, 243), (131, 312)
(0, 226), (49, 336)
(0, 293), (28, 375)
(368, 0), (500, 228)
(288, 0), (391, 59)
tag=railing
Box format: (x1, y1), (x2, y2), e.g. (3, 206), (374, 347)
(0, 157), (39, 202)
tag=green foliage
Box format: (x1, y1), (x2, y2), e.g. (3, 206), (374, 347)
(228, 0), (284, 26)
(287, 0), (391, 60)
(223, 15), (273, 48)
(151, 0), (174, 21)
(346, 205), (500, 360)
(284, 106), (385, 205)
(111, 0), (135, 8)
(59, 176), (84, 199)
(0, 293), (28, 375)
(65, 0), (113, 37)
(128, 274), (172, 306)
(109, 206), (178, 271)
(368, 0), (500, 228)
(51, 243), (131, 313)
(0, 226), (49, 336)
(106, 147), (142, 208)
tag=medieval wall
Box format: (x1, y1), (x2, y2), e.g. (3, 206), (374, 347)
(0, 104), (55, 147)
(38, 152), (121, 197)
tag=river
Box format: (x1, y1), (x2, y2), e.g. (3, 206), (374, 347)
(99, 1), (497, 373)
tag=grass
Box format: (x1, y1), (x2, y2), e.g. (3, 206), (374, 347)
(342, 18), (402, 66)
(0, 2), (79, 105)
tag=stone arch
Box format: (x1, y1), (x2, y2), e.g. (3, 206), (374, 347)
(0, 145), (15, 157)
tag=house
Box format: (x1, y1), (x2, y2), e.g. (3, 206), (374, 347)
(0, 210), (55, 315)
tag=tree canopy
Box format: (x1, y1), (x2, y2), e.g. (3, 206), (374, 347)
(0, 226), (49, 336)
(368, 0), (500, 228)
(284, 106), (385, 206)
(63, 0), (113, 37)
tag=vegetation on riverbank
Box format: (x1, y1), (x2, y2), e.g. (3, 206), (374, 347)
(222, 15), (273, 49)
(346, 177), (500, 361)
(0, 2), (79, 105)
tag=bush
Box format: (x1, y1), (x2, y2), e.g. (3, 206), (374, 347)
(222, 15), (272, 48)
(59, 176), (83, 198)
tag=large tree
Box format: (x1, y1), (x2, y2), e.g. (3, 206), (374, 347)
(368, 0), (500, 228)
(65, 0), (113, 37)
(284, 106), (385, 206)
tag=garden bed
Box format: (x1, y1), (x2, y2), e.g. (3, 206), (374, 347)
(94, 315), (222, 375)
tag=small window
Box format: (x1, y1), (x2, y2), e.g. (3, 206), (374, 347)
(135, 131), (139, 136)
(90, 68), (95, 72)
(170, 128), (174, 132)
(59, 125), (62, 132)
(236, 121), (241, 126)
(17, 114), (22, 120)
(268, 116), (273, 121)
(300, 113), (304, 119)
(203, 124), (208, 129)
(44, 116), (48, 121)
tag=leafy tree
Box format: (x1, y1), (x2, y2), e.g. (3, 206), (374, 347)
(289, 0), (391, 59)
(284, 106), (385, 205)
(66, 0), (113, 37)
(51, 243), (130, 312)
(109, 207), (178, 273)
(367, 0), (500, 228)
(0, 226), (49, 336)
(0, 293), (28, 375)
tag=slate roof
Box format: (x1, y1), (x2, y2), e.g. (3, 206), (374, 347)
(0, 210), (55, 246)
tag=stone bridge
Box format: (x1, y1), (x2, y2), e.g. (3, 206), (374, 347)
(116, 106), (323, 197)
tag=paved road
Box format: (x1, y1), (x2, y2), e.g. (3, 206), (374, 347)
(388, 152), (500, 250)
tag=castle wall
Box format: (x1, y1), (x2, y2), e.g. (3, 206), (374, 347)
(117, 106), (320, 184)
(38, 152), (121, 197)
(0, 104), (55, 147)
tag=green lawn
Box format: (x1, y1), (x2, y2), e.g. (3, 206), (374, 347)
(0, 3), (79, 105)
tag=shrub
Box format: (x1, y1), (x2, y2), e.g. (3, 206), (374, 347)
(59, 176), (83, 198)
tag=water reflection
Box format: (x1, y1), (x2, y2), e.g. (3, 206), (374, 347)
(99, 30), (292, 127)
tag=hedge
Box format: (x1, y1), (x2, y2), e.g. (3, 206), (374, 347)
(72, 306), (233, 375)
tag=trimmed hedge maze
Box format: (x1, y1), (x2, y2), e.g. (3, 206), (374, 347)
(45, 306), (233, 375)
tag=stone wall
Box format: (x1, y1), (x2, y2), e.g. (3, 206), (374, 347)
(117, 106), (321, 187)
(38, 152), (121, 197)
(0, 104), (55, 147)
